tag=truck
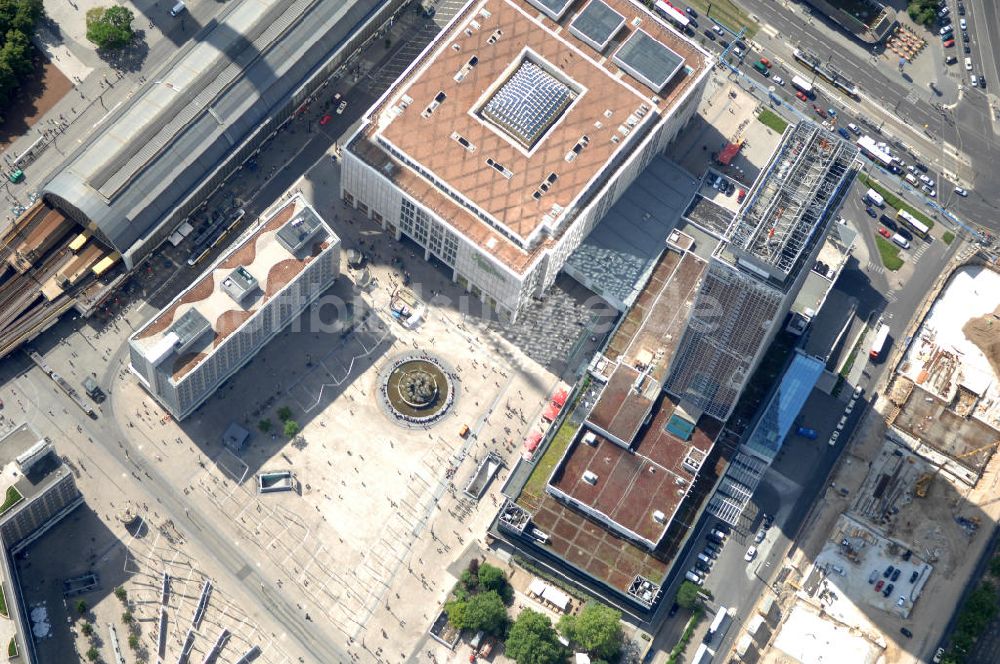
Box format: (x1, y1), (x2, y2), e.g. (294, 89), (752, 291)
(869, 323), (890, 360)
(864, 188), (885, 208)
(703, 607), (734, 645)
(82, 376), (105, 403)
(791, 75), (813, 96)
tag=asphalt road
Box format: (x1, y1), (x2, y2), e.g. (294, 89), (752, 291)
(721, 0), (1000, 233)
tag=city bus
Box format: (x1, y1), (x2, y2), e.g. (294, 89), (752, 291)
(791, 75), (813, 97)
(654, 0), (690, 30)
(857, 136), (900, 172)
(897, 209), (929, 239)
(870, 323), (890, 360)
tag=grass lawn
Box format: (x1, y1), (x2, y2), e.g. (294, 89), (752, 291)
(757, 109), (788, 134)
(0, 584), (6, 618)
(6, 637), (14, 658)
(874, 235), (904, 271)
(857, 173), (935, 231)
(685, 0), (757, 37)
(943, 231), (955, 245)
(521, 416), (579, 500)
(0, 486), (22, 515)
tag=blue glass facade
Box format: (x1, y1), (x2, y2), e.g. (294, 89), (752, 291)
(743, 351), (825, 462)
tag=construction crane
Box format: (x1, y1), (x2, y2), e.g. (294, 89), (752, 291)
(955, 439), (1000, 461)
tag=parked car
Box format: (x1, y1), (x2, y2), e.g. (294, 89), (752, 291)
(847, 122), (861, 134)
(695, 560), (711, 573)
(754, 528), (766, 544)
(796, 426), (818, 440)
(828, 430), (840, 446)
(737, 188), (747, 203)
(669, 602), (680, 617)
(958, 3), (965, 16)
(772, 75), (784, 86)
(762, 513), (775, 529)
(813, 105), (828, 119)
(837, 127), (850, 139)
(955, 186), (969, 196)
(796, 90), (808, 102)
(909, 570), (919, 583)
(897, 595), (906, 607)
(865, 206), (877, 218)
(960, 18), (967, 30)
(891, 568), (901, 582)
(875, 580), (885, 592)
(744, 546), (758, 562)
(703, 28), (717, 41)
(943, 39), (955, 48)
(868, 570), (879, 584)
(713, 24), (724, 35)
(946, 55), (957, 65)
(915, 162), (928, 172)
(883, 566), (895, 578)
(883, 583), (895, 597)
(685, 6), (698, 18)
(900, 627), (913, 638)
(965, 56), (973, 71)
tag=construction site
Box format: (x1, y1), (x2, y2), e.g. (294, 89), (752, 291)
(0, 200), (123, 360)
(887, 261), (1000, 483)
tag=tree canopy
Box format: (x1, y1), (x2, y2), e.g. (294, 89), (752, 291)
(86, 6), (135, 50)
(558, 602), (623, 660)
(477, 563), (513, 603)
(445, 591), (508, 635)
(505, 609), (568, 664)
(675, 581), (702, 610)
(0, 0), (45, 121)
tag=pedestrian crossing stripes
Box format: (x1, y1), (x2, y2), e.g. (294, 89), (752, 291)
(911, 242), (929, 263)
(884, 289), (898, 303)
(867, 261), (885, 275)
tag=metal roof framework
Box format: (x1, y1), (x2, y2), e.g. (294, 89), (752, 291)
(727, 122), (859, 277)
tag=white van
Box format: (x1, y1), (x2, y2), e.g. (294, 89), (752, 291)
(685, 570), (704, 585)
(891, 233), (911, 250)
(865, 188), (885, 208)
(697, 552), (714, 566)
(170, 1), (186, 16)
(904, 173), (918, 186)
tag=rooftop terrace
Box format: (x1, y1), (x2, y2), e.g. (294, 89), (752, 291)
(588, 244), (706, 443)
(352, 0), (709, 273)
(131, 196), (336, 381)
(548, 393), (719, 547)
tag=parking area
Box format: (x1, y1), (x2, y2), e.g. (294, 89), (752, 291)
(809, 514), (932, 622)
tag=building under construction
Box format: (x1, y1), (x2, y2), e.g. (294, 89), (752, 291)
(665, 121), (859, 420)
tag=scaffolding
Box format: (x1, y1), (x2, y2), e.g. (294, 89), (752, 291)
(727, 121), (859, 277)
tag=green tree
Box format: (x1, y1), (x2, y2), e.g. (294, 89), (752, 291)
(114, 586), (127, 602)
(76, 599), (88, 615)
(258, 418), (272, 433)
(128, 633), (139, 650)
(277, 406), (293, 422)
(445, 591), (507, 634)
(80, 622), (94, 637)
(477, 563), (513, 603)
(675, 581), (702, 610)
(0, 0), (45, 120)
(558, 602), (623, 660)
(122, 610), (133, 625)
(989, 555), (1000, 578)
(86, 646), (100, 662)
(85, 6), (135, 49)
(506, 609), (568, 664)
(283, 419), (300, 437)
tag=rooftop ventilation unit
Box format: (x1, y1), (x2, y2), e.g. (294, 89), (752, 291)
(652, 510), (666, 524)
(582, 470), (598, 485)
(583, 431), (597, 446)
